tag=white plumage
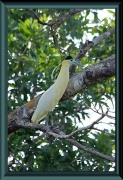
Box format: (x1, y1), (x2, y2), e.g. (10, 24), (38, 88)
(31, 57), (81, 124)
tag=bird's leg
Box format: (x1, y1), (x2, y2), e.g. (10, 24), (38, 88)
(44, 111), (50, 137)
(46, 113), (49, 128)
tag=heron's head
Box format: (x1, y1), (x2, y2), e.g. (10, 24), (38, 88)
(65, 56), (82, 67)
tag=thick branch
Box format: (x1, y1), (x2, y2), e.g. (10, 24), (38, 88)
(93, 27), (115, 45)
(9, 120), (115, 162)
(8, 54), (115, 135)
(69, 27), (115, 76)
(62, 54), (115, 100)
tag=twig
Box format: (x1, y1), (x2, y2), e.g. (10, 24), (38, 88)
(25, 8), (84, 54)
(53, 9), (84, 30)
(92, 127), (115, 137)
(25, 8), (84, 29)
(83, 100), (115, 120)
(66, 138), (115, 162)
(25, 9), (51, 25)
(56, 114), (105, 138)
(83, 85), (115, 120)
(70, 153), (85, 164)
(9, 152), (28, 170)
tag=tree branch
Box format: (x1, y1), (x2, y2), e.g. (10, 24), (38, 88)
(83, 102), (115, 120)
(25, 8), (85, 54)
(92, 127), (115, 137)
(25, 9), (51, 25)
(25, 8), (84, 28)
(62, 54), (115, 100)
(8, 54), (115, 135)
(53, 9), (84, 30)
(69, 27), (115, 76)
(8, 111), (107, 139)
(47, 114), (105, 139)
(9, 119), (115, 162)
(66, 138), (115, 162)
(93, 27), (115, 45)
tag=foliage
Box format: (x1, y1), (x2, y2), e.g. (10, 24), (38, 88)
(8, 8), (115, 172)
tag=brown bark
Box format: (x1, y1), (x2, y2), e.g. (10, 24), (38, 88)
(8, 54), (115, 135)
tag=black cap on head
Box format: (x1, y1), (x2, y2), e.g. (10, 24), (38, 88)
(65, 56), (73, 60)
